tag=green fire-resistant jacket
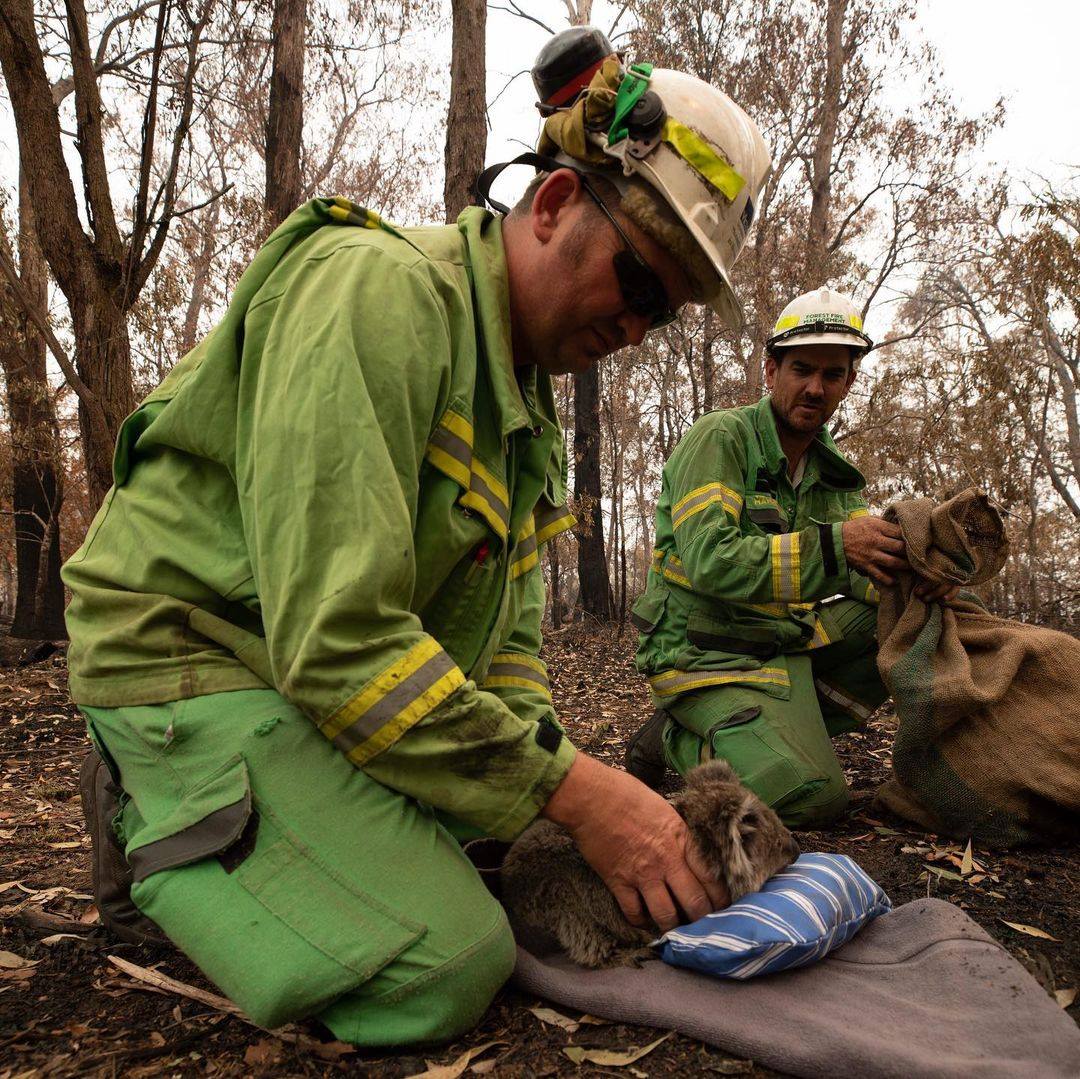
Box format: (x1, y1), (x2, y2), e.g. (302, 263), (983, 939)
(62, 199), (578, 841)
(633, 396), (877, 703)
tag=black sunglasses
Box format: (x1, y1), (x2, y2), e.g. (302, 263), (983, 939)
(579, 179), (678, 329)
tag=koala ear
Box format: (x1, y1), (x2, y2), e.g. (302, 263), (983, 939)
(723, 794), (759, 897)
(738, 809), (760, 839)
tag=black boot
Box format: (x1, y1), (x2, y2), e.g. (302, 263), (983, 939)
(79, 749), (165, 945)
(623, 708), (670, 790)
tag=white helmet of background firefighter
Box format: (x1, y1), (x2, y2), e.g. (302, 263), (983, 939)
(475, 28), (773, 327)
(765, 288), (874, 363)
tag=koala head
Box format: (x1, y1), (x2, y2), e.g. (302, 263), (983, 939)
(674, 759), (801, 901)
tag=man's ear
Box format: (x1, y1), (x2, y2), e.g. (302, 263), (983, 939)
(841, 355), (858, 397)
(764, 352), (778, 391)
(530, 169), (583, 245)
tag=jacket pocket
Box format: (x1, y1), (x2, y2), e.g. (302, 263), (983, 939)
(630, 589), (667, 634)
(686, 609), (779, 658)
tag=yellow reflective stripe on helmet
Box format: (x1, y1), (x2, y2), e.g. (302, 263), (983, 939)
(425, 410), (510, 540)
(483, 652), (551, 694)
(774, 312), (863, 334)
(535, 502), (577, 545)
(770, 532), (802, 603)
(320, 637), (465, 764)
(661, 117), (746, 202)
(672, 482), (743, 530)
(649, 665), (790, 698)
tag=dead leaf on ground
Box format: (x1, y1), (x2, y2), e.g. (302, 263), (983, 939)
(470, 1061), (496, 1075)
(999, 920), (1060, 942)
(563, 1030), (674, 1067)
(244, 1039), (283, 1066)
(0, 950), (38, 969)
(1054, 988), (1077, 1009)
(39, 933), (85, 946)
(577, 1013), (611, 1025)
(704, 1061), (754, 1075)
(405, 1040), (505, 1079)
(960, 839), (973, 876)
(924, 864), (964, 882)
(528, 1005), (579, 1032)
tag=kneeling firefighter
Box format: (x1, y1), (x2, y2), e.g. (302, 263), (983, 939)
(64, 28), (772, 1043)
(626, 288), (958, 825)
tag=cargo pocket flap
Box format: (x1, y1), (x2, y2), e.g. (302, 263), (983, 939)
(128, 755), (251, 884)
(686, 609), (778, 657)
(630, 590), (667, 633)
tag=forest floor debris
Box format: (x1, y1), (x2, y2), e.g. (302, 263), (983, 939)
(0, 626), (1076, 1076)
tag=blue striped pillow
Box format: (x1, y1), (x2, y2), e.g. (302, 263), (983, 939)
(655, 853), (891, 979)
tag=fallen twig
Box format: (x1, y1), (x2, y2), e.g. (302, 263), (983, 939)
(107, 955), (245, 1017)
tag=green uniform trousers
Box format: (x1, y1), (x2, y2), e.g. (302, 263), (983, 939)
(662, 598), (887, 827)
(82, 689), (516, 1045)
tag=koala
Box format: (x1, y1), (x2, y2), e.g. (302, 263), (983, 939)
(500, 759), (800, 969)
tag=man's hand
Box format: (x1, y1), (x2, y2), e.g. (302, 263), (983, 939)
(542, 753), (729, 932)
(915, 578), (961, 603)
(841, 515), (909, 586)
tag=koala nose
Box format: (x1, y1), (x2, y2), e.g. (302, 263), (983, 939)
(786, 835), (801, 861)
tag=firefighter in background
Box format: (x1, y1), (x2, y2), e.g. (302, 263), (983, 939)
(626, 287), (957, 823)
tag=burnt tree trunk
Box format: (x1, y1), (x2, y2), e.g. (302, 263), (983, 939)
(804, 0), (847, 286)
(1, 183), (66, 639)
(266, 0), (307, 228)
(443, 0), (487, 221)
(574, 367), (611, 621)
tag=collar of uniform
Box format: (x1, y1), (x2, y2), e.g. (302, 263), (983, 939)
(457, 207), (533, 442)
(458, 207), (567, 503)
(754, 395), (864, 492)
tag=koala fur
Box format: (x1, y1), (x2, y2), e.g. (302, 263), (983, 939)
(500, 759), (800, 969)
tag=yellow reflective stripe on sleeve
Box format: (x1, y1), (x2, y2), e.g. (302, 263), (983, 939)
(425, 410), (510, 540)
(770, 532), (801, 602)
(320, 638), (465, 764)
(865, 581), (880, 605)
(535, 503), (577, 545)
(509, 518), (538, 581)
(661, 118), (746, 202)
(649, 665), (790, 698)
(661, 554), (693, 590)
(483, 651), (551, 694)
(847, 507), (869, 520)
(426, 414), (472, 489)
(651, 548), (664, 574)
(806, 615), (833, 650)
(815, 678), (874, 721)
(671, 482), (743, 530)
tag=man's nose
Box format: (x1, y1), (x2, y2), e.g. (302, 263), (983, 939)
(805, 375), (825, 398)
(618, 310), (651, 348)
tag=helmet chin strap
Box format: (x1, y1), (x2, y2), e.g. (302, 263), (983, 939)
(471, 152), (632, 215)
(471, 153), (570, 215)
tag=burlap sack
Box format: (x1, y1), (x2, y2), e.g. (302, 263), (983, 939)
(875, 488), (1080, 845)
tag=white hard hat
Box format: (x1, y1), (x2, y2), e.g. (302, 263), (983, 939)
(600, 68), (773, 328)
(766, 287), (873, 358)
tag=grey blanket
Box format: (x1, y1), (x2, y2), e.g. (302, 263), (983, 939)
(513, 898), (1080, 1078)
